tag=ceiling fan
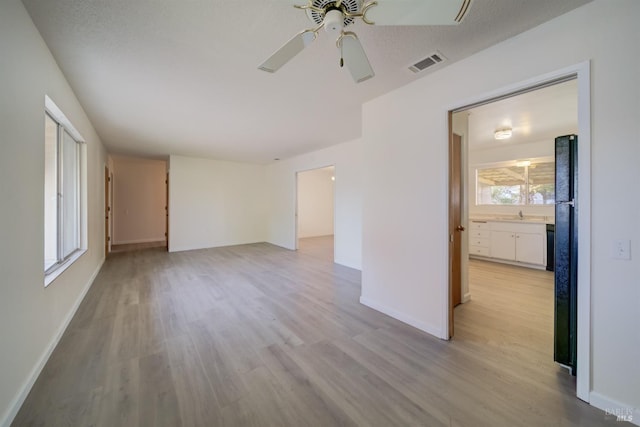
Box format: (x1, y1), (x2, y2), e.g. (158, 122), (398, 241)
(258, 0), (472, 83)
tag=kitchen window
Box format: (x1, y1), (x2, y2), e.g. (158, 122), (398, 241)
(476, 159), (555, 206)
(44, 96), (87, 285)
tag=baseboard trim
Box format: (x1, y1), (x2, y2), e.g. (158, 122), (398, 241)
(169, 239), (264, 253)
(359, 296), (443, 339)
(462, 292), (472, 303)
(0, 257), (105, 427)
(112, 238), (166, 245)
(469, 254), (547, 270)
(334, 258), (362, 271)
(298, 233), (334, 239)
(590, 392), (639, 426)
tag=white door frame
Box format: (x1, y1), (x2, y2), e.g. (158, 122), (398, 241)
(444, 61), (591, 402)
(295, 165), (336, 253)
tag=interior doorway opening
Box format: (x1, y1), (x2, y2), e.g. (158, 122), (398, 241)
(104, 165), (112, 255)
(108, 155), (168, 253)
(448, 70), (588, 399)
(296, 166), (335, 261)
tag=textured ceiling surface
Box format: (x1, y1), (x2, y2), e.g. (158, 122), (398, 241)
(22, 0), (592, 163)
(467, 79), (578, 150)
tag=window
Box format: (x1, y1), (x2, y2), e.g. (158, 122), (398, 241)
(44, 96), (86, 282)
(527, 161), (555, 204)
(476, 159), (555, 206)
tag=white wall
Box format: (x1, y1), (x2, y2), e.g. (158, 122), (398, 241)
(297, 166), (335, 238)
(267, 139), (362, 270)
(112, 155), (167, 244)
(168, 155), (267, 252)
(0, 1), (107, 425)
(362, 0), (639, 417)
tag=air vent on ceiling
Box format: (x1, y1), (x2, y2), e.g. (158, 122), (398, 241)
(408, 52), (446, 73)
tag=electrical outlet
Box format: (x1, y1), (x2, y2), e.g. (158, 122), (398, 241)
(613, 240), (631, 260)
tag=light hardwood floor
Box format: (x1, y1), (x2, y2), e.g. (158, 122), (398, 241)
(14, 237), (621, 426)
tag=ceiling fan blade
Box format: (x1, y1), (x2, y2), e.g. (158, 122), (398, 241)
(258, 31), (316, 73)
(364, 0), (472, 26)
(340, 33), (374, 83)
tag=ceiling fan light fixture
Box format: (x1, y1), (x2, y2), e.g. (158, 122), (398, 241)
(324, 9), (344, 33)
(259, 0), (472, 83)
(494, 128), (512, 140)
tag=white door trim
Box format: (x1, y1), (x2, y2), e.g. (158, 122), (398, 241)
(444, 61), (591, 402)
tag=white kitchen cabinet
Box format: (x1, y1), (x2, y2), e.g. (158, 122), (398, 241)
(469, 221), (491, 256)
(469, 220), (547, 268)
(490, 230), (516, 260)
(515, 232), (544, 264)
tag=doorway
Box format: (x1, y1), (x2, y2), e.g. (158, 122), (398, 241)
(165, 172), (169, 250)
(296, 166), (335, 261)
(448, 131), (464, 337)
(448, 64), (591, 401)
(104, 165), (112, 255)
(109, 155), (168, 253)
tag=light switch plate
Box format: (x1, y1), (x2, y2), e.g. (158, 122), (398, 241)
(613, 240), (631, 260)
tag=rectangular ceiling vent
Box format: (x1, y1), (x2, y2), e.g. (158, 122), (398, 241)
(408, 52), (446, 73)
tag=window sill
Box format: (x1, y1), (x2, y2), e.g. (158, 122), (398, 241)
(44, 249), (87, 287)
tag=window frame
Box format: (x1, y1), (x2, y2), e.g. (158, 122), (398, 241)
(474, 156), (555, 206)
(44, 96), (87, 286)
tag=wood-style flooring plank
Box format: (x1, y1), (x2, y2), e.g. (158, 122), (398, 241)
(12, 237), (622, 426)
(96, 358), (139, 427)
(165, 334), (222, 427)
(138, 350), (182, 427)
(258, 343), (358, 426)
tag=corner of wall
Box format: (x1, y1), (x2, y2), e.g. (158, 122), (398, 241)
(359, 296), (444, 339)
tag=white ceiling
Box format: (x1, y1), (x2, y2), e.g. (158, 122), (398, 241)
(466, 79), (578, 149)
(22, 0), (592, 163)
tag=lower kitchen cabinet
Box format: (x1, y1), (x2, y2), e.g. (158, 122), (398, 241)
(470, 220), (547, 268)
(515, 232), (544, 264)
(468, 221), (490, 256)
(490, 230), (516, 260)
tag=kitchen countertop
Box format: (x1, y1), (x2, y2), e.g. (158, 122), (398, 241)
(470, 216), (555, 225)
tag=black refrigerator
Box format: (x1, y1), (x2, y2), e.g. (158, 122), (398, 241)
(554, 134), (578, 375)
